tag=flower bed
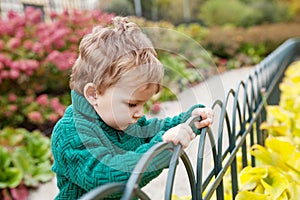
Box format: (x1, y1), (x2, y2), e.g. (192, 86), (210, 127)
(0, 7), (114, 133)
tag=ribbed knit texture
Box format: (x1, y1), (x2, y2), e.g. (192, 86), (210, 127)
(51, 90), (204, 199)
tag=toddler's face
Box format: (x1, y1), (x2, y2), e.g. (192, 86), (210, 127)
(93, 83), (157, 130)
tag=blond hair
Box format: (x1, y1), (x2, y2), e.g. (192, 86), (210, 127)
(70, 17), (164, 95)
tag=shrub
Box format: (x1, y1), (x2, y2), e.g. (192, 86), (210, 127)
(236, 61), (300, 199)
(102, 0), (134, 16)
(199, 0), (252, 26)
(199, 0), (293, 27)
(201, 23), (300, 65)
(0, 7), (114, 132)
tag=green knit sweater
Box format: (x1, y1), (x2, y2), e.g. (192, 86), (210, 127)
(51, 90), (203, 199)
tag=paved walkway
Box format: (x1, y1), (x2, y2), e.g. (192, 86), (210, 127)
(29, 66), (254, 200)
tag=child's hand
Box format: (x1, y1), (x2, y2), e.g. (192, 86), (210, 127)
(162, 124), (196, 149)
(191, 107), (214, 129)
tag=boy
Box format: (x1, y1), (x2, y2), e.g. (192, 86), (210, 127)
(51, 17), (213, 199)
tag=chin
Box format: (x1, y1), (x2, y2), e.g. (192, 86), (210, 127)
(117, 125), (129, 131)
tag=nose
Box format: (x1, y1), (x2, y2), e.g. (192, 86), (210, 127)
(133, 106), (144, 119)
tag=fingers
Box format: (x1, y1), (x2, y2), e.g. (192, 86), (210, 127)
(192, 107), (214, 128)
(162, 124), (196, 149)
(194, 118), (213, 129)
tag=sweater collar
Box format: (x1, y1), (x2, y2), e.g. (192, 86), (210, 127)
(71, 90), (99, 120)
(71, 90), (115, 132)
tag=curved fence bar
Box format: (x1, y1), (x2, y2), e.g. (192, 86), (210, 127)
(80, 38), (300, 200)
(165, 145), (184, 200)
(79, 182), (125, 200)
(121, 142), (174, 200)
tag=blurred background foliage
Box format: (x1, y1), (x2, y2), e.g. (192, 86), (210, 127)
(101, 0), (300, 25)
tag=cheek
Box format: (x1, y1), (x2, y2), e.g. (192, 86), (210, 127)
(110, 104), (132, 120)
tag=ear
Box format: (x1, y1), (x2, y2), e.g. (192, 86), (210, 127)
(84, 83), (98, 106)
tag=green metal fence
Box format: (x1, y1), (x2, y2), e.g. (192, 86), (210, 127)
(80, 38), (300, 200)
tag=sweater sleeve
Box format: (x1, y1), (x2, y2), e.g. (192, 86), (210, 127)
(132, 103), (206, 140)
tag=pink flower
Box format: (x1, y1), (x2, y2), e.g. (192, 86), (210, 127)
(150, 102), (161, 114)
(8, 93), (17, 102)
(0, 20), (14, 35)
(28, 111), (44, 124)
(0, 41), (4, 50)
(220, 59), (227, 65)
(50, 98), (60, 109)
(0, 54), (12, 67)
(53, 39), (65, 49)
(36, 94), (49, 106)
(5, 111), (12, 117)
(24, 96), (34, 104)
(32, 42), (44, 56)
(24, 7), (42, 24)
(49, 11), (58, 20)
(7, 38), (21, 49)
(23, 40), (33, 50)
(8, 104), (18, 112)
(51, 98), (66, 116)
(9, 69), (20, 79)
(7, 10), (19, 20)
(46, 51), (76, 71)
(69, 35), (79, 43)
(27, 60), (39, 70)
(0, 70), (9, 79)
(48, 113), (59, 123)
(3, 57), (12, 67)
(15, 28), (25, 39)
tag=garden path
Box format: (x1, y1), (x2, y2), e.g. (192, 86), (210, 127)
(28, 66), (254, 200)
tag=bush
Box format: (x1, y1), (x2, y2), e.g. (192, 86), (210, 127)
(0, 7), (114, 133)
(0, 127), (53, 200)
(201, 23), (300, 65)
(236, 61), (300, 199)
(199, 0), (292, 27)
(199, 0), (252, 27)
(102, 0), (134, 16)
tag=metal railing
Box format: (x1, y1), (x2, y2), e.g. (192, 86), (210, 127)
(80, 38), (300, 200)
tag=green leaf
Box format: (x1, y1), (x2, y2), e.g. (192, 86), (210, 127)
(239, 166), (268, 191)
(25, 132), (51, 162)
(0, 147), (11, 170)
(31, 161), (54, 183)
(11, 147), (34, 174)
(0, 127), (25, 146)
(266, 137), (300, 171)
(0, 167), (23, 189)
(24, 174), (39, 187)
(250, 144), (288, 170)
(260, 166), (289, 199)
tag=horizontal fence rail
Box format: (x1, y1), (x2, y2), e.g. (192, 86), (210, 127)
(79, 38), (300, 200)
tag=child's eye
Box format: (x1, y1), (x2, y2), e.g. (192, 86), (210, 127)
(128, 103), (137, 107)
